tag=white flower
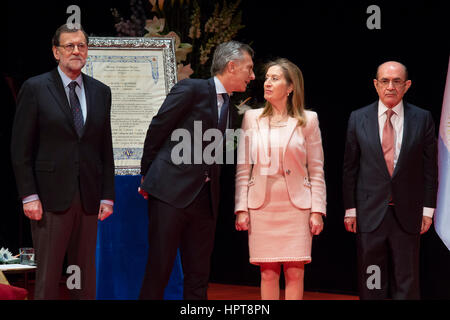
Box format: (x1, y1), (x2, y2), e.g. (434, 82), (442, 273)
(144, 16), (165, 36)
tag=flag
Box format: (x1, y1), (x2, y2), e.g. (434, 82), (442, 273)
(435, 57), (450, 250)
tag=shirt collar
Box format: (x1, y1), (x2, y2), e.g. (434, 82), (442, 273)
(213, 76), (228, 95)
(378, 99), (404, 118)
(57, 66), (83, 88)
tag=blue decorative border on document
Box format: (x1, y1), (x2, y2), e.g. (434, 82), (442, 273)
(84, 55), (159, 84)
(114, 148), (143, 161)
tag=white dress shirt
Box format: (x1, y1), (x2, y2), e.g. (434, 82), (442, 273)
(57, 66), (87, 123)
(345, 100), (434, 218)
(204, 77), (229, 182)
(214, 76), (229, 120)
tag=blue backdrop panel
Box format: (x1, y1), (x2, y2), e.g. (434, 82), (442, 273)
(96, 175), (183, 299)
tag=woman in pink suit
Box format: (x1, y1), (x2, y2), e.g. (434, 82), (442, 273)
(235, 58), (326, 300)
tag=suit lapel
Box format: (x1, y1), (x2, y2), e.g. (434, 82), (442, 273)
(47, 69), (74, 125)
(283, 116), (298, 157)
(207, 78), (219, 128)
(363, 102), (391, 179)
(256, 114), (270, 163)
(392, 102), (416, 178)
(81, 73), (93, 137)
(47, 68), (85, 137)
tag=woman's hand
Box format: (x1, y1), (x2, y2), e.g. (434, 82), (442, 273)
(235, 211), (250, 231)
(310, 212), (324, 235)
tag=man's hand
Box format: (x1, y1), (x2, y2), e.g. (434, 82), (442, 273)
(138, 176), (149, 200)
(344, 217), (357, 233)
(23, 200), (43, 220)
(421, 216), (432, 234)
(98, 203), (113, 221)
(235, 211), (250, 231)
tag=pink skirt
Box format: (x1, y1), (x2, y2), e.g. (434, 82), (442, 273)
(248, 175), (312, 265)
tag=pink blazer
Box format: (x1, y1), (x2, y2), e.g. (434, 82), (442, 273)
(235, 108), (327, 214)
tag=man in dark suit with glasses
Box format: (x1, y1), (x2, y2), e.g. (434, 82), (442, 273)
(11, 24), (115, 299)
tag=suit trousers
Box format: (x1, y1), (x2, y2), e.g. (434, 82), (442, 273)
(356, 206), (420, 300)
(31, 183), (98, 300)
(139, 182), (216, 300)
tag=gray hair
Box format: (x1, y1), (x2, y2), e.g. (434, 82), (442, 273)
(52, 23), (89, 47)
(210, 41), (254, 76)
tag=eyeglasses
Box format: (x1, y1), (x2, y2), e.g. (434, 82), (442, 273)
(58, 43), (87, 53)
(376, 78), (407, 88)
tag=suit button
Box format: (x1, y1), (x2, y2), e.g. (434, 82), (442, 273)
(285, 169), (291, 175)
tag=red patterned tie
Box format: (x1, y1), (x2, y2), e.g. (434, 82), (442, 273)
(382, 109), (395, 176)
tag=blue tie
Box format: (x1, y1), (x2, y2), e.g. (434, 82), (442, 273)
(218, 93), (229, 135)
(68, 81), (84, 137)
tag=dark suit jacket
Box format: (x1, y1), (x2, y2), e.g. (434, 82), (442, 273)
(140, 78), (235, 217)
(11, 68), (115, 214)
(343, 101), (438, 234)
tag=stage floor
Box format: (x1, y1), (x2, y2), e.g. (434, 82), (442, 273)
(208, 283), (359, 300)
(12, 278), (358, 300)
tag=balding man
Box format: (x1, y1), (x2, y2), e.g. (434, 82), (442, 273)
(342, 61), (438, 299)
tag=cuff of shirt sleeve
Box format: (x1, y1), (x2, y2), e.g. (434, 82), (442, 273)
(423, 207), (434, 218)
(101, 200), (114, 206)
(22, 194), (40, 204)
(345, 208), (356, 218)
(344, 207), (434, 218)
(312, 211), (327, 217)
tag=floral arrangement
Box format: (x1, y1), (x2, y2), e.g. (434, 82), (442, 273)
(111, 0), (245, 80)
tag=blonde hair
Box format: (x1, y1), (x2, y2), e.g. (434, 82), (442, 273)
(260, 58), (307, 127)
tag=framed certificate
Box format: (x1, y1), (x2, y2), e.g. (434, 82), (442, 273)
(82, 37), (177, 175)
